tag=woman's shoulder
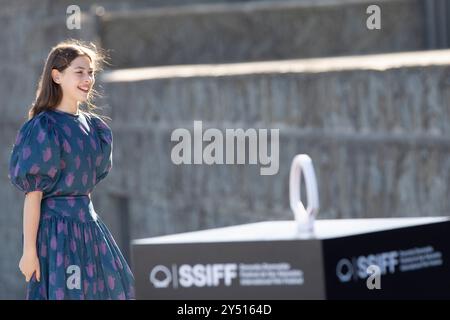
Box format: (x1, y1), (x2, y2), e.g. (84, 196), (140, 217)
(14, 111), (60, 148)
(83, 111), (112, 132)
(85, 112), (113, 147)
(17, 111), (57, 135)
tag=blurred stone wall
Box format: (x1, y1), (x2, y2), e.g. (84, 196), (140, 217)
(100, 52), (450, 242)
(101, 0), (425, 67)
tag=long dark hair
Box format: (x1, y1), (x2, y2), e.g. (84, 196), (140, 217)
(28, 39), (109, 120)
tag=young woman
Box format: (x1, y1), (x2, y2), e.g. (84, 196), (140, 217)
(8, 40), (135, 300)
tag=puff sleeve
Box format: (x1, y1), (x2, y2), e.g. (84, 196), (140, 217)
(8, 114), (61, 195)
(91, 115), (113, 185)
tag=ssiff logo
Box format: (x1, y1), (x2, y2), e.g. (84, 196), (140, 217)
(149, 263), (238, 289)
(336, 251), (398, 285)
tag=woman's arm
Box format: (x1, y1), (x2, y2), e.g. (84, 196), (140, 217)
(19, 191), (42, 282)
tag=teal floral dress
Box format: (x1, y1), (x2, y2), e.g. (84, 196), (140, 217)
(8, 109), (135, 300)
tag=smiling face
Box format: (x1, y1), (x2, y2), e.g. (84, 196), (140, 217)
(51, 55), (95, 105)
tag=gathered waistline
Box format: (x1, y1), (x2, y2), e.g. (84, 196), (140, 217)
(43, 194), (90, 199)
(41, 194), (97, 223)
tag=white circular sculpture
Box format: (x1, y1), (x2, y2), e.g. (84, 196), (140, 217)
(289, 154), (319, 237)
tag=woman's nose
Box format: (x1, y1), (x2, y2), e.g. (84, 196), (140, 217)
(83, 76), (93, 84)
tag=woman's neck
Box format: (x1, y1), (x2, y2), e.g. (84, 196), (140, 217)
(55, 100), (79, 115)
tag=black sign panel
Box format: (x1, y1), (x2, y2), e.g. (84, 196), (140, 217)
(323, 220), (450, 299)
(132, 240), (325, 299)
(131, 218), (450, 299)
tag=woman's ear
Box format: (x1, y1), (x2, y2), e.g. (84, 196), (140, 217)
(51, 69), (61, 84)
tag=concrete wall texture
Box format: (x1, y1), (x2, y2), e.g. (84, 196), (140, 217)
(1, 0), (449, 298)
